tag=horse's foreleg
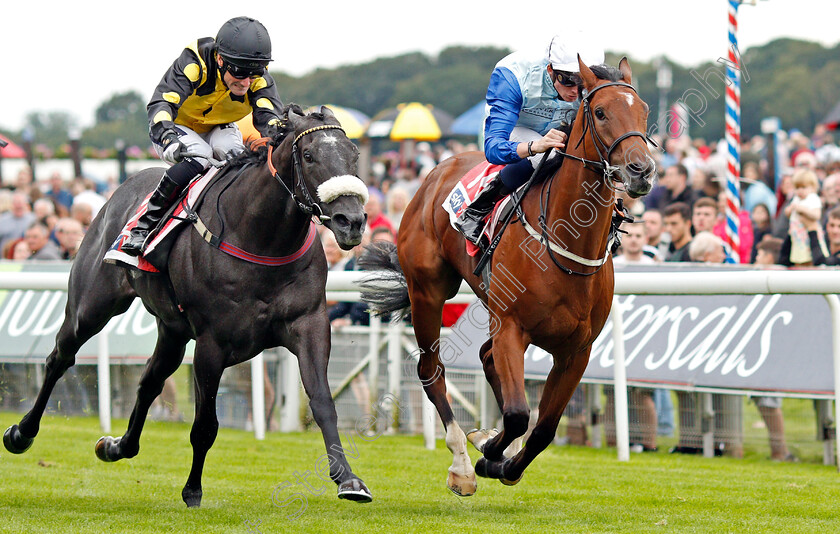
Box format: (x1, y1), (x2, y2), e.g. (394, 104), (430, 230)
(181, 341), (224, 508)
(478, 339), (504, 412)
(479, 319), (530, 464)
(96, 326), (189, 462)
(485, 349), (590, 485)
(286, 315), (372, 503)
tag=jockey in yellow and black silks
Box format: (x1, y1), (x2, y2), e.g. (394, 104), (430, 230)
(122, 16), (283, 257)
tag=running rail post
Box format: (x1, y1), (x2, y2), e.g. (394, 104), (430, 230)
(251, 352), (266, 440)
(279, 348), (301, 432)
(611, 296), (630, 462)
(823, 294), (840, 471)
(368, 315), (381, 415)
(423, 395), (437, 450)
(96, 333), (111, 434)
(387, 321), (402, 434)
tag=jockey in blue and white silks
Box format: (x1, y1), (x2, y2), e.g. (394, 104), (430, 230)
(484, 52), (580, 165)
(454, 31), (604, 245)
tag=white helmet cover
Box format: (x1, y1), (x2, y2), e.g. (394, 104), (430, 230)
(545, 31), (605, 72)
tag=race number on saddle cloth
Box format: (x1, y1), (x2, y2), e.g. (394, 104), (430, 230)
(104, 166), (222, 272)
(443, 161), (512, 256)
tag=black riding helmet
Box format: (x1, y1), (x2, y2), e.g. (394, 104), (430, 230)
(215, 16), (272, 69)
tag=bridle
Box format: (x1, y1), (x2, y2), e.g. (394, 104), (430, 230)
(564, 81), (658, 187)
(265, 124), (346, 224)
(522, 80), (654, 276)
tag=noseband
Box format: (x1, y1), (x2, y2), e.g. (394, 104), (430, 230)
(567, 81), (657, 185)
(266, 124), (346, 223)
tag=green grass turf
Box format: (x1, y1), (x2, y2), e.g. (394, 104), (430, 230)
(2, 411), (839, 534)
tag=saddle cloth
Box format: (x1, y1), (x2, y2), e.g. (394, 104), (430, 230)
(442, 161), (513, 257)
(103, 165), (222, 272)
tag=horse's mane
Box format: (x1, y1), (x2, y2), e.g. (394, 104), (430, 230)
(227, 103), (303, 168)
(589, 64), (623, 83)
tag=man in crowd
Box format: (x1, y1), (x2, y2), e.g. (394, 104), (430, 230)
(24, 221), (62, 260)
(54, 217), (85, 260)
(663, 202), (693, 262)
(806, 205), (840, 265)
(613, 223), (655, 266)
(0, 192), (35, 251)
(691, 197), (718, 234)
(641, 208), (669, 260)
(646, 164), (697, 211)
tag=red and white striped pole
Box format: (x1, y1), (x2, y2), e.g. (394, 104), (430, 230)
(724, 0), (742, 263)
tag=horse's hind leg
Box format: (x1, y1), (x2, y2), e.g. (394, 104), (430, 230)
(96, 325), (190, 462)
(406, 270), (476, 496)
(482, 348), (590, 485)
(4, 274), (134, 454)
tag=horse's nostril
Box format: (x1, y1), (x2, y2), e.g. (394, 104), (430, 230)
(628, 161), (655, 178)
(332, 214), (350, 228)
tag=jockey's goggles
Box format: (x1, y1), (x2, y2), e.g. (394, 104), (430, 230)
(554, 70), (581, 88)
(222, 58), (266, 79)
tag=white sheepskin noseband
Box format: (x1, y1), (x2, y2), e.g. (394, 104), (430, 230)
(317, 175), (370, 204)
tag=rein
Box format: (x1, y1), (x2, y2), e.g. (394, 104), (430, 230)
(186, 124), (344, 267)
(523, 80), (648, 275)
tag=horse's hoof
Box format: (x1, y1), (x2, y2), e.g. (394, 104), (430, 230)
(182, 486), (203, 508)
(474, 457), (489, 478)
(337, 478), (372, 503)
(466, 428), (498, 453)
(447, 469), (477, 497)
(95, 436), (121, 462)
(475, 456), (512, 481)
(3, 425), (34, 454)
(501, 475), (523, 486)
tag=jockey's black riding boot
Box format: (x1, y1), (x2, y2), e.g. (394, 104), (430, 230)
(454, 178), (512, 245)
(121, 173), (184, 256)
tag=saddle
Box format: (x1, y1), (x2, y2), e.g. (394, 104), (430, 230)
(442, 161), (506, 256)
(103, 165), (228, 273)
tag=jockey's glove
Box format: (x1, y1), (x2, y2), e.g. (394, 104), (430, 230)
(161, 131), (184, 164)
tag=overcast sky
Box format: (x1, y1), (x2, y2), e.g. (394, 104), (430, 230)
(1, 0), (835, 132)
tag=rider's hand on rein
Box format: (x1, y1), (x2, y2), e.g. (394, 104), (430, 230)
(162, 131), (184, 164)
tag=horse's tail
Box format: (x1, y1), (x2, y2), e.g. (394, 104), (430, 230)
(358, 241), (411, 319)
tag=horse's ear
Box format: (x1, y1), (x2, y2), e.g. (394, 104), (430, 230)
(286, 104), (306, 126)
(577, 54), (598, 91)
(618, 57), (632, 84)
(320, 105), (336, 120)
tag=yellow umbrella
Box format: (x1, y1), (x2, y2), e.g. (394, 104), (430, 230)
(305, 105), (370, 139)
(368, 102), (454, 141)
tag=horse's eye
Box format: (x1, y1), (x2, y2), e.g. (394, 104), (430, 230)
(594, 108), (606, 120)
(303, 151), (313, 163)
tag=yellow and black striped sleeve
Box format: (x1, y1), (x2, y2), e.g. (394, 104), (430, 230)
(248, 72), (284, 136)
(146, 40), (207, 144)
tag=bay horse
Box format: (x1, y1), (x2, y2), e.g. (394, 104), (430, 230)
(361, 58), (656, 495)
(3, 106), (373, 506)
